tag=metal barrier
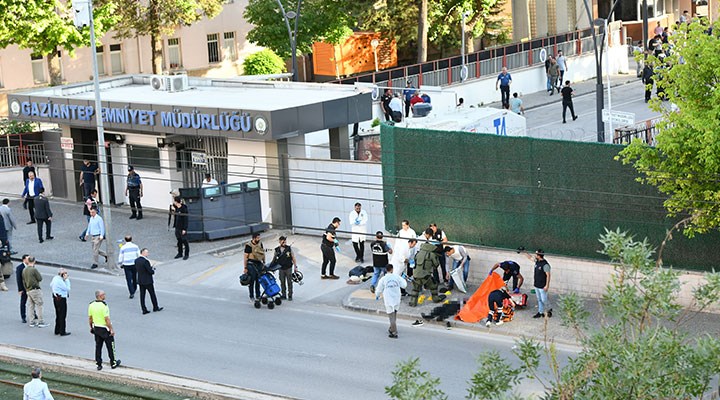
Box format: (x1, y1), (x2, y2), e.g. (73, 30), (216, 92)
(332, 28), (595, 87)
(0, 144), (46, 168)
(613, 118), (661, 145)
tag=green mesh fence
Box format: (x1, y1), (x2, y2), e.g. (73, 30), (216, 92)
(381, 124), (720, 271)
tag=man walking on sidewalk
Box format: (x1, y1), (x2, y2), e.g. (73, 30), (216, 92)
(85, 208), (107, 269)
(556, 50), (568, 88)
(135, 248), (163, 314)
(22, 256), (48, 328)
(560, 81), (578, 123)
(172, 197), (189, 260)
(17, 254), (30, 322)
(496, 67), (512, 109)
(125, 166), (143, 220)
(34, 189), (53, 243)
(320, 217), (341, 279)
(22, 170), (43, 224)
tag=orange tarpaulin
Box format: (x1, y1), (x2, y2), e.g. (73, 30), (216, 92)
(455, 273), (506, 323)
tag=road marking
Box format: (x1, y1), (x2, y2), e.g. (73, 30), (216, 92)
(190, 262), (229, 284)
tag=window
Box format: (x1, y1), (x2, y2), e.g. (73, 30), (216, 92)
(96, 46), (105, 75)
(168, 38), (182, 68)
(127, 145), (161, 171)
(207, 33), (220, 63)
(225, 183), (244, 194)
(110, 44), (123, 74)
(223, 32), (237, 61)
(203, 186), (222, 198)
(31, 54), (46, 84)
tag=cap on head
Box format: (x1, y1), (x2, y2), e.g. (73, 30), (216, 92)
(375, 231), (383, 238)
(536, 249), (545, 256)
(128, 165), (134, 171)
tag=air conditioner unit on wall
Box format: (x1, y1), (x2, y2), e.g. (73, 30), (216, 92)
(167, 74), (189, 92)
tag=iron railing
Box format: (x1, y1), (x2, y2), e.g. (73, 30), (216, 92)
(331, 28), (597, 88)
(0, 143), (47, 168)
(613, 118), (661, 145)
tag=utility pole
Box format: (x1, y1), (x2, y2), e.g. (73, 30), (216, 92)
(74, 0), (116, 270)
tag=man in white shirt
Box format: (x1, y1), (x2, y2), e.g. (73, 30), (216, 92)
(201, 173), (218, 188)
(375, 264), (407, 338)
(388, 94), (403, 122)
(0, 198), (17, 253)
(349, 202), (368, 263)
(118, 235), (140, 298)
(23, 367), (54, 400)
(445, 245), (470, 290)
(556, 50), (568, 87)
(390, 219), (417, 277)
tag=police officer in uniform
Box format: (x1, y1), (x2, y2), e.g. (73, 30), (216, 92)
(172, 197), (189, 260)
(489, 260), (524, 293)
(88, 290), (120, 371)
(125, 166), (143, 220)
(409, 229), (447, 307)
(243, 232), (265, 301)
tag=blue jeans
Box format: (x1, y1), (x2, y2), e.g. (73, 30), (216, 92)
(535, 287), (550, 313)
(122, 265), (137, 295)
(447, 258), (470, 289)
(79, 215), (91, 238)
(371, 267), (386, 287)
(546, 76), (553, 92)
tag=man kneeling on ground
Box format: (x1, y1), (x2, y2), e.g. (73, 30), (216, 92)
(486, 286), (514, 327)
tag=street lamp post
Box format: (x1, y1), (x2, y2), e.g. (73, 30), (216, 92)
(275, 0), (303, 82)
(371, 39), (380, 72)
(460, 11), (469, 82)
(74, 0), (116, 269)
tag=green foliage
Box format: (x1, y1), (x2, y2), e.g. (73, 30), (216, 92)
(389, 230), (720, 399)
(244, 0), (354, 59)
(385, 358), (447, 400)
(242, 49), (287, 75)
(0, 119), (35, 135)
(0, 0), (118, 56)
(619, 21), (720, 236)
(371, 118), (381, 128)
(428, 0), (509, 53)
(113, 0), (225, 38)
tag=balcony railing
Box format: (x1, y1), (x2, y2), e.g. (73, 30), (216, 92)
(331, 28), (597, 88)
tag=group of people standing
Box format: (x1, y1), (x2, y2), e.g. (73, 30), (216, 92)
(379, 81), (433, 123)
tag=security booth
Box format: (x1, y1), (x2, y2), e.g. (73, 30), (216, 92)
(179, 179), (268, 241)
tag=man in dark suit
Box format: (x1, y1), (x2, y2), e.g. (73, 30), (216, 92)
(21, 171), (44, 224)
(33, 188), (53, 243)
(135, 248), (162, 314)
(16, 254), (30, 323)
(22, 159), (35, 211)
(172, 197), (189, 260)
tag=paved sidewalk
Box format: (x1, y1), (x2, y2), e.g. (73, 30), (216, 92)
(486, 59), (641, 111)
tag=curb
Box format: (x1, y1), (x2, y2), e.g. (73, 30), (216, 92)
(342, 291), (580, 348)
(0, 344), (300, 400)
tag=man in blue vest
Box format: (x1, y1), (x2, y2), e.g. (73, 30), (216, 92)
(495, 67), (513, 109)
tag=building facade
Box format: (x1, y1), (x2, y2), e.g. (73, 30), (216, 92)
(0, 0), (262, 116)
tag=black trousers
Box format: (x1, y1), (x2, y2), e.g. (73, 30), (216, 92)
(20, 291), (27, 321)
(123, 265), (137, 295)
(128, 189), (142, 214)
(503, 272), (520, 290)
(139, 283), (159, 312)
(175, 230), (189, 256)
(562, 101), (576, 122)
(94, 326), (117, 366)
(404, 100), (411, 117)
(500, 85), (510, 108)
(352, 241), (365, 262)
(644, 78), (654, 101)
(53, 295), (68, 334)
(37, 218), (51, 240)
(433, 255), (448, 284)
(26, 197), (35, 222)
(320, 244), (336, 276)
(247, 264), (261, 299)
(83, 181), (95, 198)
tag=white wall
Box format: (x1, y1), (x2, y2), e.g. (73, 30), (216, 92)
(288, 158), (384, 238)
(367, 46), (630, 123)
(227, 138), (272, 222)
(111, 134), (173, 210)
(0, 165), (52, 198)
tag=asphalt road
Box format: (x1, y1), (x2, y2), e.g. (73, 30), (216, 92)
(524, 79), (662, 142)
(0, 265), (577, 399)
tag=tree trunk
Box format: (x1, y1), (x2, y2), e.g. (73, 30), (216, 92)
(465, 28), (476, 54)
(151, 33), (163, 74)
(417, 0), (428, 63)
(47, 49), (62, 86)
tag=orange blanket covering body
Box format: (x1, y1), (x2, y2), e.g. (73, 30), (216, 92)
(455, 273), (506, 323)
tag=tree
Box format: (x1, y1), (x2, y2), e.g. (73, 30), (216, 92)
(0, 0), (118, 86)
(244, 0), (354, 59)
(242, 49), (286, 75)
(417, 0), (429, 62)
(113, 0), (225, 74)
(386, 229), (720, 399)
(619, 21), (720, 237)
(428, 0), (508, 55)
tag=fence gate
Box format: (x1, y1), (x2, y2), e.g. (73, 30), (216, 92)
(179, 136), (228, 188)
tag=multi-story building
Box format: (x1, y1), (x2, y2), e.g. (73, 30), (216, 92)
(0, 0), (262, 116)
